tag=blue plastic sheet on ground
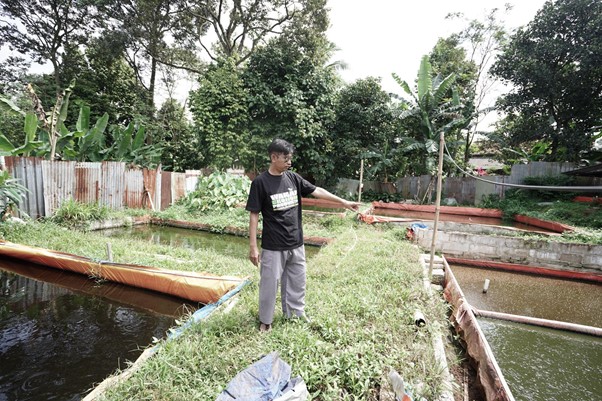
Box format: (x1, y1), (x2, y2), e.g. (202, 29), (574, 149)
(410, 223), (428, 231)
(216, 352), (306, 401)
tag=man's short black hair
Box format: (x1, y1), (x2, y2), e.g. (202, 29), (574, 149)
(268, 138), (295, 155)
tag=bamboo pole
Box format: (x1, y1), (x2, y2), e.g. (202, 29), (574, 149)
(428, 131), (445, 279)
(358, 159), (364, 203)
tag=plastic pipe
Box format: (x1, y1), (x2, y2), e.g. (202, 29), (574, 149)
(414, 309), (426, 327)
(483, 279), (490, 293)
(473, 308), (602, 337)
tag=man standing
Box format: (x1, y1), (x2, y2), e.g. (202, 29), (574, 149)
(246, 139), (359, 332)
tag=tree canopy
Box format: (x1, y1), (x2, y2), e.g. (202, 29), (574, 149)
(490, 0), (602, 162)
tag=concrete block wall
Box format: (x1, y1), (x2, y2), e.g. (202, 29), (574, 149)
(414, 228), (602, 273)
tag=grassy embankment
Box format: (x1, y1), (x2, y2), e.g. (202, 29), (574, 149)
(0, 207), (453, 401)
(480, 190), (602, 244)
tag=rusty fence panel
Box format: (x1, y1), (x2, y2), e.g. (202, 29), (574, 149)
(161, 171), (172, 210)
(100, 162), (126, 209)
(75, 162), (101, 204)
(142, 168), (160, 211)
(42, 160), (76, 216)
(171, 172), (187, 205)
(4, 156), (45, 219)
(124, 168), (144, 209)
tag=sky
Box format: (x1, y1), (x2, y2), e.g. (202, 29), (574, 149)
(326, 0), (548, 111)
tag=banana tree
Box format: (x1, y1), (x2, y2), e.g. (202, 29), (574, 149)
(0, 170), (28, 219)
(104, 121), (162, 168)
(0, 112), (43, 157)
(394, 55), (464, 176)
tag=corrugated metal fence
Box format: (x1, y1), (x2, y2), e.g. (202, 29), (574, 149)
(395, 162), (586, 204)
(3, 157), (198, 219)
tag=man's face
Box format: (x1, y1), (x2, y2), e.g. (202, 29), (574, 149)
(271, 152), (293, 172)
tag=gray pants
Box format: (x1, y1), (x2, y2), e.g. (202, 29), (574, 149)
(259, 246), (306, 325)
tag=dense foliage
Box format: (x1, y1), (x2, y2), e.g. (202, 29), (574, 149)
(242, 35), (339, 183)
(179, 172), (251, 212)
(490, 0), (602, 163)
(0, 170), (28, 219)
(331, 77), (400, 181)
(189, 60), (250, 170)
(1, 0), (600, 183)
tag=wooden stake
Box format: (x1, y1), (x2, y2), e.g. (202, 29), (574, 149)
(106, 242), (113, 262)
(429, 131), (445, 279)
(358, 159), (364, 203)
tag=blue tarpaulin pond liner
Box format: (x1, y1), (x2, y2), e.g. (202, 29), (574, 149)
(216, 352), (308, 401)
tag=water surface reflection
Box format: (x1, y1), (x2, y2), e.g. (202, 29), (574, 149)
(101, 224), (320, 259)
(451, 264), (602, 327)
(0, 259), (194, 401)
(480, 318), (602, 401)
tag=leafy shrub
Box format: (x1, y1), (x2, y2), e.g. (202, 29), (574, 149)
(179, 172), (251, 212)
(522, 175), (577, 200)
(0, 171), (28, 220)
(360, 189), (404, 203)
(50, 199), (110, 227)
(481, 190), (602, 229)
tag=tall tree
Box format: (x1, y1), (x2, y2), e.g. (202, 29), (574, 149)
(243, 34), (339, 183)
(490, 0), (602, 162)
(56, 35), (152, 125)
(189, 58), (250, 170)
(183, 0), (326, 65)
(331, 77), (400, 180)
(0, 0), (101, 97)
(443, 6), (510, 164)
(112, 0), (199, 110)
(157, 98), (200, 171)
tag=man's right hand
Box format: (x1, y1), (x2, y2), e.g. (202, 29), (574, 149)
(249, 246), (260, 266)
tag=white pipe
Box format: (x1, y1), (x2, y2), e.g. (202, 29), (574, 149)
(483, 279), (490, 293)
(414, 309), (426, 327)
(473, 308), (602, 337)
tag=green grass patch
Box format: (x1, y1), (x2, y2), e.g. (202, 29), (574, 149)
(0, 219), (452, 400)
(481, 190), (602, 230)
(99, 226), (450, 401)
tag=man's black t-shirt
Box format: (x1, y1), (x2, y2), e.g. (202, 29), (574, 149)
(245, 170), (316, 250)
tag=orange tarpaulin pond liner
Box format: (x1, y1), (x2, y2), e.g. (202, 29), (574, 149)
(0, 240), (245, 304)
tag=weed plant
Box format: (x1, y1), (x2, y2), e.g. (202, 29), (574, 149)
(49, 199), (111, 228)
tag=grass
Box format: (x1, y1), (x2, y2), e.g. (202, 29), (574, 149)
(0, 215), (452, 401)
(478, 190), (602, 244)
(153, 203), (362, 239)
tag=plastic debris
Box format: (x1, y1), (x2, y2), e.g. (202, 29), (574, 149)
(216, 352), (308, 401)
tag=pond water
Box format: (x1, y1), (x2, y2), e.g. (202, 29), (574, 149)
(450, 264), (602, 327)
(479, 318), (602, 401)
(372, 208), (557, 233)
(450, 264), (602, 401)
(0, 258), (194, 401)
(100, 224), (321, 260)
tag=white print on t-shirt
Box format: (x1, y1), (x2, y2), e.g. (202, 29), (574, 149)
(271, 187), (298, 211)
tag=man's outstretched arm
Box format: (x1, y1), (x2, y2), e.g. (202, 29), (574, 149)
(311, 187), (360, 211)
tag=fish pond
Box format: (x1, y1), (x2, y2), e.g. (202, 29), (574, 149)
(100, 224), (321, 260)
(451, 264), (602, 401)
(0, 258), (194, 401)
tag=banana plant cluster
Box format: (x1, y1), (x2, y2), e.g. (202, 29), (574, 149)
(0, 170), (28, 219)
(0, 94), (161, 168)
(394, 55), (465, 175)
